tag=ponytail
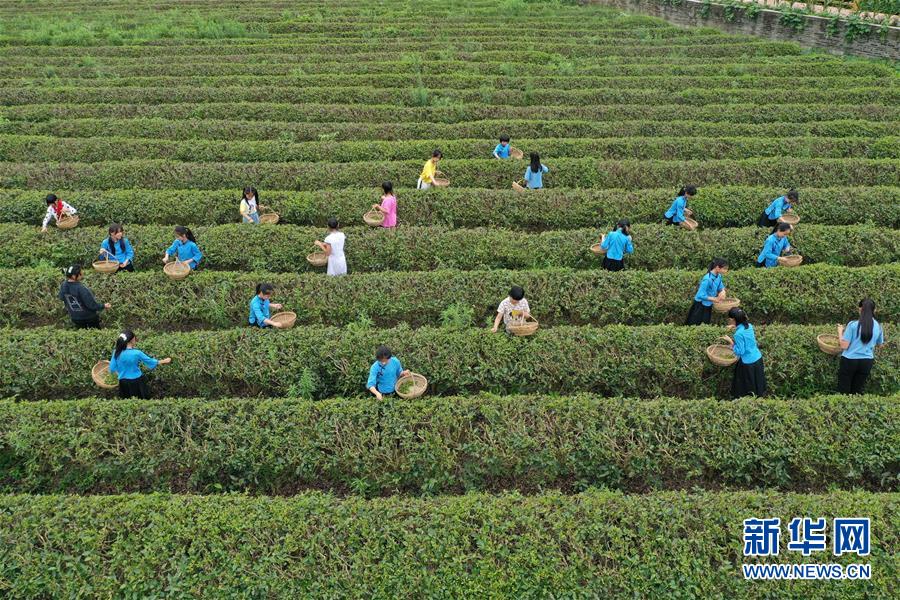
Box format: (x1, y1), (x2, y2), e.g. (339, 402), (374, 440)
(114, 330), (135, 359)
(728, 307), (750, 329)
(858, 298), (875, 344)
(678, 185), (698, 198)
(708, 257), (728, 273)
(615, 218), (631, 234)
(256, 282), (274, 296)
(529, 152), (541, 174)
(107, 223), (125, 256)
(174, 225), (196, 244)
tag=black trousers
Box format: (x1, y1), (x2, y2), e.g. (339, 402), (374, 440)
(685, 301), (712, 325)
(72, 314), (101, 329)
(837, 357), (874, 395)
(119, 375), (151, 399)
(757, 211), (778, 229)
(664, 216), (678, 226)
(117, 263), (135, 273)
(602, 257), (624, 272)
(732, 358), (767, 399)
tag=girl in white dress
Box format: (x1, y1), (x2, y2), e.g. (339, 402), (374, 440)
(315, 217), (347, 276)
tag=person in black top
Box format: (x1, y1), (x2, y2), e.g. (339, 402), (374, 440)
(58, 264), (110, 329)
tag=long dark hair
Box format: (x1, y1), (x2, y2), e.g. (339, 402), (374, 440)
(243, 186), (258, 204)
(728, 307), (750, 329)
(677, 185), (698, 198)
(786, 189), (799, 202)
(858, 298), (876, 344)
(256, 283), (274, 297)
(174, 225), (196, 244)
(114, 330), (135, 359)
(529, 152), (541, 174)
(614, 219), (630, 234)
(107, 223), (125, 256)
(708, 257), (728, 272)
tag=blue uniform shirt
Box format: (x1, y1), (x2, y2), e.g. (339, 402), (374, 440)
(841, 319), (884, 360)
(757, 233), (790, 267)
(600, 230), (634, 261)
(523, 164), (549, 189)
(367, 356), (404, 394)
(109, 348), (159, 380)
(694, 271), (725, 306)
(493, 143), (510, 159)
(166, 239), (203, 269)
(249, 296), (271, 327)
(764, 196), (792, 220)
(100, 238), (134, 264)
(665, 195), (687, 222)
(732, 324), (762, 365)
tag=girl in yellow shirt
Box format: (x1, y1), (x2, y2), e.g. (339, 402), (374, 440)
(417, 148), (442, 189)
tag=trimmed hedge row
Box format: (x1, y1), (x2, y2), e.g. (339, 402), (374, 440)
(4, 186), (895, 229)
(6, 102), (895, 125)
(2, 223), (896, 273)
(0, 324), (895, 400)
(4, 117), (898, 143)
(4, 84), (894, 107)
(6, 264), (898, 331)
(2, 394), (897, 495)
(0, 491), (895, 597)
(2, 134), (894, 163)
(1, 158), (897, 190)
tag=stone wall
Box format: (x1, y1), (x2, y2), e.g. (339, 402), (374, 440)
(585, 0), (899, 60)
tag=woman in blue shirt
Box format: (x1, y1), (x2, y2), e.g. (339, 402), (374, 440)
(837, 298), (885, 394)
(99, 223), (135, 272)
(664, 185), (696, 225)
(686, 258), (728, 325)
(599, 219), (634, 272)
(366, 345), (410, 400)
(162, 225), (202, 270)
(523, 152), (549, 189)
(726, 307), (766, 398)
(248, 283), (285, 328)
(109, 330), (171, 399)
(756, 223), (792, 268)
(493, 135), (511, 159)
(757, 189), (798, 230)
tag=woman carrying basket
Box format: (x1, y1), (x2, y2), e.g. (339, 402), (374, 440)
(664, 185), (696, 226)
(108, 330), (171, 399)
(99, 223), (134, 272)
(417, 149), (442, 190)
(492, 286), (531, 333)
(371, 181), (398, 228)
(367, 345), (410, 400)
(599, 219), (633, 272)
(41, 193), (77, 232)
(314, 217), (347, 276)
(837, 298), (885, 394)
(249, 283), (285, 328)
(685, 258), (728, 325)
(726, 307), (766, 399)
(756, 223), (792, 268)
(162, 226), (203, 270)
(239, 186), (260, 224)
(757, 189), (798, 230)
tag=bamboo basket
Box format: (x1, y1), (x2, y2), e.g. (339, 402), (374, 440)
(363, 209), (384, 226)
(778, 213), (800, 226)
(57, 214), (79, 230)
(395, 372), (428, 399)
(306, 251), (328, 267)
(433, 171), (450, 187)
(509, 146), (524, 159)
(258, 205), (280, 224)
(270, 311), (297, 329)
(589, 242), (606, 256)
(680, 217), (698, 231)
(507, 315), (539, 337)
(91, 360), (118, 390)
(163, 260), (191, 280)
(706, 336), (738, 367)
(712, 297), (741, 314)
(92, 259), (120, 274)
(816, 334), (842, 356)
(778, 254), (803, 268)
(511, 179), (526, 192)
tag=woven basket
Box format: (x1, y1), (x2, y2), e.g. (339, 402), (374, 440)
(507, 315), (539, 337)
(589, 242), (605, 256)
(433, 171), (450, 187)
(91, 360), (118, 390)
(306, 251), (328, 267)
(92, 259), (119, 274)
(778, 254), (803, 268)
(816, 333), (842, 356)
(57, 214), (79, 230)
(509, 146), (524, 160)
(778, 213), (800, 226)
(683, 208), (694, 218)
(363, 209), (384, 226)
(270, 311), (297, 329)
(680, 217), (698, 231)
(511, 179), (526, 192)
(712, 297), (741, 314)
(163, 260), (191, 280)
(706, 336), (738, 367)
(395, 372), (428, 399)
(258, 205), (280, 225)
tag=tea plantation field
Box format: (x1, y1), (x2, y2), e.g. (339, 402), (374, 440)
(0, 0), (898, 596)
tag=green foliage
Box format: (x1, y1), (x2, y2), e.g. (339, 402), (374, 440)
(779, 6), (809, 33)
(0, 323), (896, 400)
(439, 303), (476, 329)
(844, 15), (875, 42)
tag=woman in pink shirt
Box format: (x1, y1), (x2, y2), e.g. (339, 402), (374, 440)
(371, 181), (397, 228)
